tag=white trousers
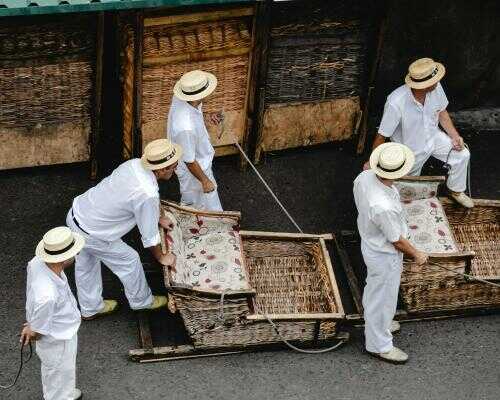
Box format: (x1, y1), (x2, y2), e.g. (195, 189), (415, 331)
(178, 167), (223, 211)
(36, 334), (77, 400)
(66, 212), (153, 318)
(408, 129), (470, 193)
(361, 242), (403, 353)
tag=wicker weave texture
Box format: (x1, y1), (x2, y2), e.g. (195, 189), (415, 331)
(171, 236), (341, 349)
(142, 18), (251, 124)
(244, 239), (338, 315)
(265, 0), (367, 104)
(0, 17), (95, 128)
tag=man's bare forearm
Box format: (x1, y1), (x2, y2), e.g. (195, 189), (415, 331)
(439, 110), (460, 139)
(392, 237), (419, 259)
(186, 160), (210, 183)
(372, 133), (386, 150)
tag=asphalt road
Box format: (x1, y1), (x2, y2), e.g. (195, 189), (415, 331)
(0, 133), (499, 400)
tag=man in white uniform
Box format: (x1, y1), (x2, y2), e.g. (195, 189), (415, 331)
(364, 58), (473, 208)
(66, 139), (181, 320)
(167, 69), (223, 211)
(354, 143), (428, 364)
(21, 226), (85, 400)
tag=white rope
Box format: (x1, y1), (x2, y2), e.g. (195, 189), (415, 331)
(232, 140), (304, 233)
(427, 261), (500, 288)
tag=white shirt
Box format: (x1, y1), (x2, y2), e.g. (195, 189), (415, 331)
(26, 257), (81, 341)
(72, 159), (160, 248)
(379, 83), (449, 159)
(167, 96), (215, 175)
(353, 170), (409, 255)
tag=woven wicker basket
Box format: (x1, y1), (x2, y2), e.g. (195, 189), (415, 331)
(398, 178), (500, 312)
(160, 202), (344, 350)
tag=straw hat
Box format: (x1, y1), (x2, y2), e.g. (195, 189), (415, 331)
(369, 143), (415, 180)
(36, 227), (85, 264)
(173, 70), (217, 101)
(405, 58), (445, 89)
(141, 139), (182, 170)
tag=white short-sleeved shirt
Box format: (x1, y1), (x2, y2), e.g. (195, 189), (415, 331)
(379, 83), (449, 159)
(72, 159), (160, 248)
(26, 257), (81, 341)
(166, 96), (215, 175)
(353, 170), (409, 255)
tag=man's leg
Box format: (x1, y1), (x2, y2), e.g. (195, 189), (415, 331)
(98, 240), (154, 310)
(362, 247), (402, 354)
(431, 129), (470, 193)
(36, 335), (77, 400)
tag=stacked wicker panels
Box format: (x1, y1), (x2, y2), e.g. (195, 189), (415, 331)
(0, 16), (96, 169)
(141, 10), (253, 153)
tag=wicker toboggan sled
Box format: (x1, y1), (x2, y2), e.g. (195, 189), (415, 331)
(129, 201), (347, 361)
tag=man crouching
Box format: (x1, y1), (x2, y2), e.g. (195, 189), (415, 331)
(21, 227), (85, 400)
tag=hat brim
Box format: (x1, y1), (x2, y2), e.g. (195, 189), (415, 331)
(141, 143), (183, 171)
(36, 232), (85, 264)
(405, 63), (445, 89)
(369, 143), (415, 180)
(173, 72), (218, 101)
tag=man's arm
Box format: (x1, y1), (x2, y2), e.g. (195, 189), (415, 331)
(439, 109), (464, 151)
(186, 161), (216, 193)
(148, 244), (176, 271)
(363, 133), (386, 170)
(392, 236), (428, 265)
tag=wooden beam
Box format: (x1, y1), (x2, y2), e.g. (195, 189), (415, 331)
(161, 200), (241, 219)
(439, 197), (500, 208)
(246, 312), (344, 321)
(133, 11), (144, 157)
(143, 46), (250, 66)
(90, 12), (104, 180)
(399, 175), (446, 182)
(239, 230), (333, 240)
(136, 311), (153, 351)
(144, 7), (254, 27)
(335, 232), (364, 314)
(320, 237), (345, 317)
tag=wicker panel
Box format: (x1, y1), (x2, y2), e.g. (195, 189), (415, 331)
(244, 239), (338, 315)
(265, 0), (367, 104)
(142, 17), (251, 124)
(144, 19), (250, 59)
(174, 293), (338, 349)
(0, 17), (95, 129)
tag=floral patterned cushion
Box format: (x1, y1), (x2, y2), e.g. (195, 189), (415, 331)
(402, 197), (459, 253)
(394, 181), (440, 201)
(163, 209), (249, 291)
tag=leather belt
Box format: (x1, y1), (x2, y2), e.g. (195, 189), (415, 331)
(71, 209), (89, 235)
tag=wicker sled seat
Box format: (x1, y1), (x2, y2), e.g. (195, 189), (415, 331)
(159, 201), (345, 350)
(395, 177), (500, 313)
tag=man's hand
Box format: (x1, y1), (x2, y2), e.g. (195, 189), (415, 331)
(158, 253), (177, 272)
(414, 250), (429, 266)
(451, 135), (464, 151)
(159, 216), (174, 231)
(202, 179), (216, 193)
(20, 323), (39, 347)
(363, 160), (371, 171)
(209, 112), (224, 126)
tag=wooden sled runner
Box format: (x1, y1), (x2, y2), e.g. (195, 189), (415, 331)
(337, 176), (500, 322)
(129, 201), (348, 362)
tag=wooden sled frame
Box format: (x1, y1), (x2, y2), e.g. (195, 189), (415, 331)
(129, 202), (349, 363)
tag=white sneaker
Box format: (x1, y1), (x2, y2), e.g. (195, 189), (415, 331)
(449, 192), (474, 208)
(390, 320), (401, 334)
(369, 346), (408, 364)
(73, 388), (82, 399)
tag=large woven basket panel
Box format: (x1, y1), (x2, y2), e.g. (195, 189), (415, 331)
(0, 16), (96, 169)
(141, 10), (254, 153)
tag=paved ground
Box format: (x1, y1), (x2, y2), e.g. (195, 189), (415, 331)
(0, 132), (499, 400)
